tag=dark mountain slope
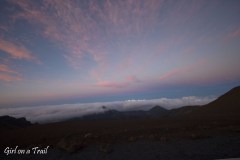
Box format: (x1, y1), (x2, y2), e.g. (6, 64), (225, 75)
(0, 115), (32, 129)
(68, 106), (169, 121)
(191, 86), (240, 117)
(168, 105), (199, 117)
(147, 105), (169, 117)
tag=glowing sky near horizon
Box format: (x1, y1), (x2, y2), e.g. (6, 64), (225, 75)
(0, 0), (240, 107)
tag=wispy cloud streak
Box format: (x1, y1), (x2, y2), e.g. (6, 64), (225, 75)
(0, 64), (21, 82)
(10, 0), (165, 73)
(96, 75), (141, 88)
(227, 27), (240, 40)
(0, 37), (35, 60)
(0, 73), (21, 82)
(0, 64), (17, 74)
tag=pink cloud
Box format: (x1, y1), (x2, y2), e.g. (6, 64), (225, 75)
(10, 0), (208, 82)
(0, 36), (40, 82)
(11, 0), (165, 73)
(228, 27), (240, 39)
(0, 73), (22, 82)
(12, 0), (108, 70)
(223, 27), (240, 44)
(126, 75), (141, 83)
(0, 64), (17, 74)
(0, 25), (9, 32)
(96, 81), (128, 88)
(159, 68), (179, 81)
(0, 37), (35, 61)
(159, 60), (207, 82)
(96, 75), (141, 88)
(0, 64), (22, 82)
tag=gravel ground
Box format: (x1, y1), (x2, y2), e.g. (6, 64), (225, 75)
(1, 134), (240, 160)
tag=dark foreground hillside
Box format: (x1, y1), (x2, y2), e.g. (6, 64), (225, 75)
(0, 115), (32, 130)
(0, 86), (240, 160)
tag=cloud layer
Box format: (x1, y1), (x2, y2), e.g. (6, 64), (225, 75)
(0, 96), (216, 123)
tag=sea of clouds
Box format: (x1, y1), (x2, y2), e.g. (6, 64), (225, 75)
(0, 96), (216, 123)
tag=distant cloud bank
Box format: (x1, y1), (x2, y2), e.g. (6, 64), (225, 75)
(0, 96), (216, 123)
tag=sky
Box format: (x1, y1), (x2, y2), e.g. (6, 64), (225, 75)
(0, 0), (240, 109)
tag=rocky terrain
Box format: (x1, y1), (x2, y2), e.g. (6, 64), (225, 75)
(0, 86), (240, 159)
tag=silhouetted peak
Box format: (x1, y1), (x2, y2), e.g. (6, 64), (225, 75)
(149, 105), (167, 112)
(101, 106), (107, 110)
(223, 86), (240, 96)
(190, 86), (240, 117)
(0, 115), (32, 129)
